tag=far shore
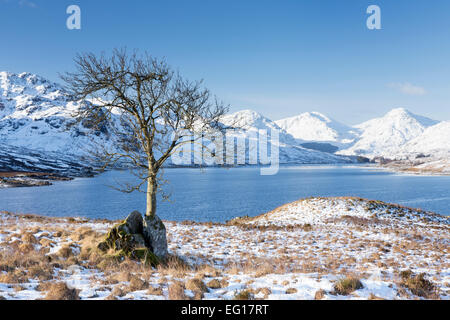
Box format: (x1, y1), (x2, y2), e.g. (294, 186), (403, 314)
(0, 171), (72, 188)
(1, 160), (450, 190)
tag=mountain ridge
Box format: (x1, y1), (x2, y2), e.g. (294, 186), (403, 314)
(1, 71), (448, 175)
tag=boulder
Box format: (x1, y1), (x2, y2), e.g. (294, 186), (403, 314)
(96, 210), (167, 264)
(97, 211), (146, 252)
(143, 214), (168, 259)
(125, 211), (144, 234)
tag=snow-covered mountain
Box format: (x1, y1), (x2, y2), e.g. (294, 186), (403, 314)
(0, 71), (115, 156)
(0, 73), (356, 174)
(275, 111), (357, 145)
(221, 109), (297, 145)
(1, 71), (448, 174)
(209, 110), (355, 164)
(401, 121), (450, 155)
(337, 108), (439, 158)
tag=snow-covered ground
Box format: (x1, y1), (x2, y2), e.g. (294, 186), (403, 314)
(0, 197), (448, 300)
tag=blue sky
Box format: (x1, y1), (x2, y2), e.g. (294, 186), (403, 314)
(1, 0), (450, 124)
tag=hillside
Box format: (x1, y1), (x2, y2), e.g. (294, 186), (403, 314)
(231, 197), (448, 227)
(401, 121), (450, 155)
(0, 73), (355, 176)
(338, 108), (439, 158)
(1, 71), (449, 175)
(0, 197), (448, 300)
(220, 110), (355, 164)
(0, 71), (117, 155)
(275, 112), (357, 145)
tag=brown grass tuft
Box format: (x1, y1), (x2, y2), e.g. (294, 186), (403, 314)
(21, 233), (38, 244)
(185, 278), (208, 293)
(206, 279), (222, 289)
(333, 276), (363, 295)
(127, 276), (148, 292)
(57, 245), (74, 258)
(285, 288), (297, 294)
(399, 271), (439, 299)
(168, 281), (188, 300)
(44, 282), (80, 300)
(147, 285), (163, 296)
(233, 289), (254, 300)
(314, 289), (326, 300)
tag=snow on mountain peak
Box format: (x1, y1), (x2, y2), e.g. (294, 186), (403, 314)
(275, 111), (355, 144)
(0, 71), (448, 167)
(221, 109), (281, 131)
(0, 71), (116, 155)
(383, 107), (438, 127)
(308, 111), (332, 122)
(338, 108), (439, 158)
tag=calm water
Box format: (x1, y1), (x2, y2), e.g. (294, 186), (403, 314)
(1, 165), (450, 222)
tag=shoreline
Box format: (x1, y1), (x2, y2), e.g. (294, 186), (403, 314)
(0, 163), (431, 190)
(0, 171), (73, 188)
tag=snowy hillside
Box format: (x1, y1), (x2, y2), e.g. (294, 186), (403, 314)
(338, 108), (439, 158)
(0, 73), (355, 174)
(1, 197), (448, 300)
(401, 121), (450, 155)
(0, 71), (115, 156)
(235, 197), (449, 227)
(0, 71), (448, 173)
(275, 112), (357, 145)
(0, 144), (93, 177)
(219, 110), (354, 164)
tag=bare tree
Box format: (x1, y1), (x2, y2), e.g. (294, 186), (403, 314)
(61, 49), (228, 220)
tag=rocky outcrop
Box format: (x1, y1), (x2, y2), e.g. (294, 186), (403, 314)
(143, 214), (168, 259)
(97, 211), (168, 265)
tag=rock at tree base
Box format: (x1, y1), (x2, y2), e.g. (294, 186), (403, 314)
(97, 211), (167, 264)
(143, 214), (168, 259)
(124, 211), (144, 234)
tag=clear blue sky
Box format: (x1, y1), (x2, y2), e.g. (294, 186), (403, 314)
(1, 0), (450, 124)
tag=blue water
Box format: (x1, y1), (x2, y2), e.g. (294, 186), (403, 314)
(1, 165), (449, 222)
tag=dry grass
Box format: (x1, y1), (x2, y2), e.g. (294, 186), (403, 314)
(168, 281), (188, 300)
(57, 245), (75, 258)
(185, 278), (208, 294)
(110, 285), (126, 298)
(21, 233), (38, 244)
(399, 270), (439, 299)
(285, 288), (297, 294)
(28, 265), (53, 281)
(157, 255), (192, 278)
(255, 287), (271, 299)
(314, 289), (326, 300)
(0, 203), (448, 300)
(43, 282), (80, 300)
(333, 276), (364, 295)
(233, 289), (254, 300)
(127, 276), (148, 292)
(147, 285), (163, 296)
(194, 264), (221, 278)
(206, 279), (222, 289)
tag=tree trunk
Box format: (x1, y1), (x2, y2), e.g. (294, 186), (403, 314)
(146, 175), (157, 217)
